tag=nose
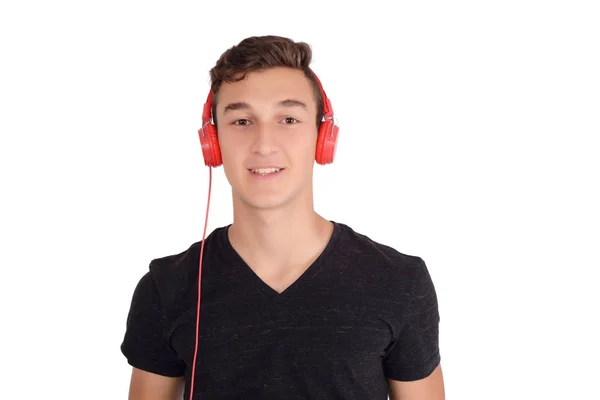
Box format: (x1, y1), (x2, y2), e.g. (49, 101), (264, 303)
(250, 123), (277, 156)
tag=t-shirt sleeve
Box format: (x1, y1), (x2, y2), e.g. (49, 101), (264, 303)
(383, 258), (441, 381)
(120, 270), (185, 377)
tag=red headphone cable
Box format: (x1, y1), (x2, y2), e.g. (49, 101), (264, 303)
(189, 166), (212, 399)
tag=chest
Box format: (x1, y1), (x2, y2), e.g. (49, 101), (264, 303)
(168, 290), (394, 394)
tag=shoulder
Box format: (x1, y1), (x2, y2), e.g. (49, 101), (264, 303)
(331, 221), (436, 306)
(335, 221), (428, 278)
(141, 225), (228, 308)
(148, 240), (201, 289)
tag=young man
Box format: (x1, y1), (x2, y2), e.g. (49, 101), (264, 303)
(121, 35), (444, 399)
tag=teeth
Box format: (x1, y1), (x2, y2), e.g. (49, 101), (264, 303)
(251, 168), (280, 174)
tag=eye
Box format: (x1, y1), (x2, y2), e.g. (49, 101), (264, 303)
(233, 119), (251, 126)
(282, 117), (299, 124)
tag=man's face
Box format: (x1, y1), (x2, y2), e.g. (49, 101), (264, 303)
(214, 67), (320, 211)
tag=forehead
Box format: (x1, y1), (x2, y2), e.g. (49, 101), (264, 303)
(215, 67), (317, 112)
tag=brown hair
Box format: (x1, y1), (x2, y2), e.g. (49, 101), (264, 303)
(208, 35), (323, 129)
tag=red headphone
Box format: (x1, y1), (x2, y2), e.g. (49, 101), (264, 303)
(189, 69), (338, 399)
(197, 70), (340, 166)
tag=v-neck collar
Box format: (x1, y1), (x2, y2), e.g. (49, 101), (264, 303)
(216, 221), (343, 303)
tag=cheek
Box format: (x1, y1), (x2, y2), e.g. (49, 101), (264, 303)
(286, 131), (318, 156)
(218, 136), (246, 163)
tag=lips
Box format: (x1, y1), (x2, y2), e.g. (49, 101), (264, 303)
(250, 167), (281, 174)
(247, 167), (285, 177)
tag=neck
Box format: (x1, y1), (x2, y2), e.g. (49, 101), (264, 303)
(227, 194), (333, 269)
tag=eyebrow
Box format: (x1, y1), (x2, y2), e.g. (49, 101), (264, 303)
(223, 99), (307, 114)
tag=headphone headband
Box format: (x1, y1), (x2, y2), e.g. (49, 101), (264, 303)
(202, 90), (214, 125)
(310, 70), (333, 119)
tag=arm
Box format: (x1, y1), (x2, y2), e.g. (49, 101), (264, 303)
(128, 367), (185, 400)
(383, 258), (444, 399)
(121, 270), (187, 398)
(388, 364), (445, 400)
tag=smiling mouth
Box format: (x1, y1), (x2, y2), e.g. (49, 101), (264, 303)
(248, 167), (284, 176)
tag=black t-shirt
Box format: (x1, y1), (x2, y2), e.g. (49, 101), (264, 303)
(120, 221), (441, 399)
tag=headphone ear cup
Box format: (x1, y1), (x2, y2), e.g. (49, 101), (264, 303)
(198, 124), (222, 167)
(315, 120), (339, 165)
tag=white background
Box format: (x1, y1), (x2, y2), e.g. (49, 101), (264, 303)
(1, 0), (599, 399)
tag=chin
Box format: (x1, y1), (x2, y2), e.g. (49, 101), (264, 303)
(232, 183), (308, 212)
(228, 171), (312, 212)
(236, 192), (292, 211)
